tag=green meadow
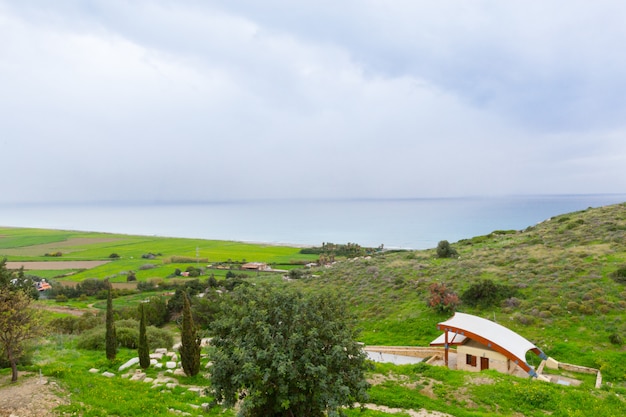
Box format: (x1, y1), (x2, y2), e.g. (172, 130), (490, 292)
(2, 202), (626, 416)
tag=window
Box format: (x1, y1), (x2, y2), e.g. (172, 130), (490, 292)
(466, 354), (477, 367)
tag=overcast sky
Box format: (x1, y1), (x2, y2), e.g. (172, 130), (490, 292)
(1, 0), (625, 203)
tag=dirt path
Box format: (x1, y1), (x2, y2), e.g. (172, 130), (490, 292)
(0, 372), (69, 417)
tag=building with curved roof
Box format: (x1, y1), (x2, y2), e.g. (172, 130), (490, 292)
(430, 312), (547, 377)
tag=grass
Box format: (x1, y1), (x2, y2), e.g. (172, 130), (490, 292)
(3, 202), (626, 415)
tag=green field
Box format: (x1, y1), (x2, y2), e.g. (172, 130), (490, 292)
(2, 202), (626, 416)
(0, 227), (318, 282)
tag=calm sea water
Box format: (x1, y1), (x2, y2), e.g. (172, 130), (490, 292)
(1, 195), (625, 249)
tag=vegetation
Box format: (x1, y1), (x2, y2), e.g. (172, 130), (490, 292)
(2, 202), (626, 415)
(436, 240), (458, 258)
(138, 303), (150, 369)
(0, 259), (44, 382)
(208, 285), (370, 417)
(105, 283), (116, 360)
(180, 291), (201, 377)
(0, 288), (43, 382)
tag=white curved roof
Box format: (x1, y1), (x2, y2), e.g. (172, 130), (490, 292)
(436, 312), (540, 366)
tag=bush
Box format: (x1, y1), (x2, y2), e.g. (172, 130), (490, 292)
(436, 240), (458, 258)
(109, 253), (120, 259)
(462, 279), (517, 308)
(428, 282), (460, 313)
(609, 333), (623, 346)
(76, 319), (173, 350)
(137, 281), (157, 292)
(50, 312), (102, 334)
(611, 265), (626, 284)
(55, 294), (68, 303)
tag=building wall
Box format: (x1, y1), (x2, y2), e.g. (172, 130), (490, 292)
(457, 341), (511, 374)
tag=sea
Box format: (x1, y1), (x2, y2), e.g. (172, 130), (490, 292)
(1, 194), (625, 250)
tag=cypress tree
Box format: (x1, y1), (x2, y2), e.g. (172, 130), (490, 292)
(105, 283), (117, 361)
(138, 303), (150, 369)
(180, 291), (201, 376)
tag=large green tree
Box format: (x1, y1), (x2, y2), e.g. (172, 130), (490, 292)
(180, 291), (201, 376)
(208, 285), (370, 417)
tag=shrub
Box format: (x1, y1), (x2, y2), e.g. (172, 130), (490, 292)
(427, 282), (460, 313)
(109, 253), (120, 259)
(609, 333), (623, 346)
(138, 264), (156, 271)
(611, 265), (626, 284)
(436, 240), (458, 258)
(55, 294), (68, 303)
(462, 279), (517, 308)
(137, 281), (157, 292)
(76, 320), (173, 350)
(126, 271), (136, 282)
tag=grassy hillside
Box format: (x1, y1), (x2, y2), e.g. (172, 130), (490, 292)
(291, 202), (626, 381)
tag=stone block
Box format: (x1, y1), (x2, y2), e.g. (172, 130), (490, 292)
(166, 361), (177, 369)
(119, 357), (140, 371)
(102, 372), (115, 378)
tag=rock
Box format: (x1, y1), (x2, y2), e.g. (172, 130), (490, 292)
(166, 382), (177, 389)
(166, 361), (177, 369)
(150, 352), (164, 360)
(118, 357), (140, 371)
(172, 342), (182, 350)
(130, 372), (146, 382)
(173, 368), (186, 376)
(144, 377), (154, 383)
(169, 353), (178, 361)
(102, 372), (115, 378)
(154, 348), (168, 354)
(201, 402), (210, 412)
(187, 387), (205, 396)
(89, 368), (99, 374)
(155, 363), (163, 369)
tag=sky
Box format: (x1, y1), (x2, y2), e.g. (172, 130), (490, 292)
(1, 0), (625, 203)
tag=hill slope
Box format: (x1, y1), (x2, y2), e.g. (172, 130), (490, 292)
(298, 202), (626, 382)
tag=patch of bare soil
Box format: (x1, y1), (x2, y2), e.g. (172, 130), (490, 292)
(5, 260), (110, 270)
(0, 372), (69, 417)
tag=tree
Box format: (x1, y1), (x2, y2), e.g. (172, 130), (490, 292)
(0, 288), (44, 382)
(180, 291), (201, 376)
(436, 240), (458, 258)
(105, 283), (117, 360)
(138, 303), (150, 369)
(0, 258), (38, 299)
(208, 286), (370, 417)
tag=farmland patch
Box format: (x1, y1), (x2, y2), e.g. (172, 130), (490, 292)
(0, 237), (122, 256)
(6, 260), (110, 270)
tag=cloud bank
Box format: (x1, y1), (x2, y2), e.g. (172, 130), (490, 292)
(1, 0), (625, 203)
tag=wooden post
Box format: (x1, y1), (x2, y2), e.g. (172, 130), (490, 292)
(444, 329), (449, 368)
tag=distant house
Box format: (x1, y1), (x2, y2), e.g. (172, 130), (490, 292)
(241, 262), (270, 271)
(430, 312), (547, 378)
